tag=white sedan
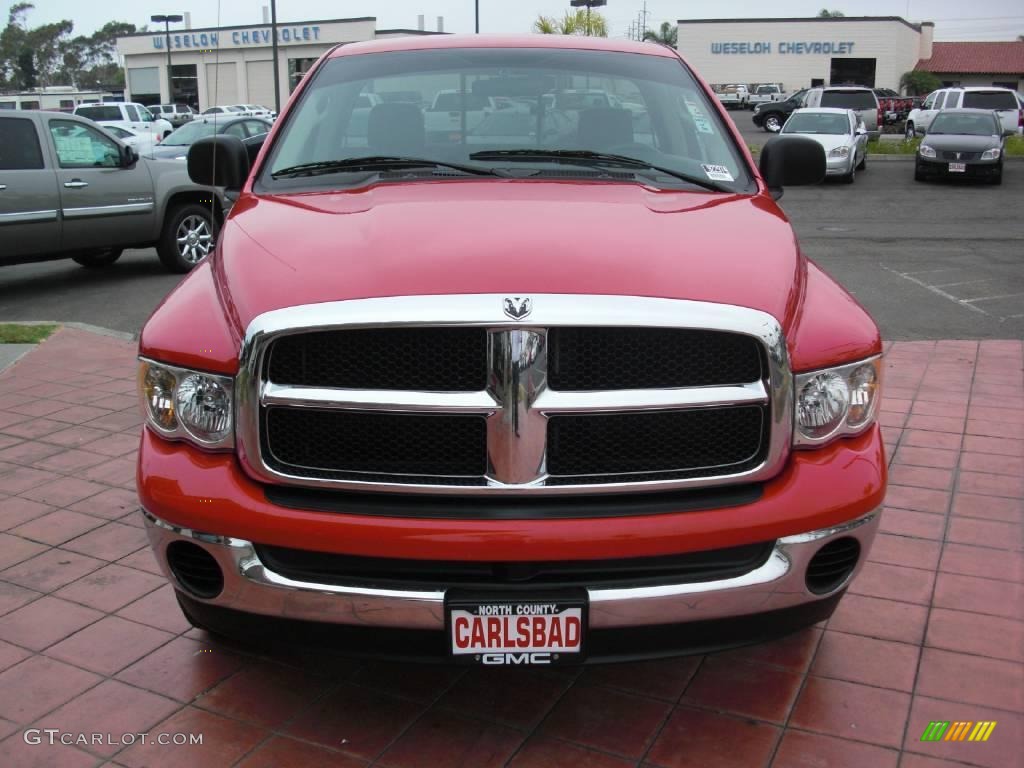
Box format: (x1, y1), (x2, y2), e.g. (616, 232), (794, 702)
(779, 108), (868, 183)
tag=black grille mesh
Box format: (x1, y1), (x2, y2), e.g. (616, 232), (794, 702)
(268, 328), (487, 391)
(549, 328), (762, 390)
(265, 408), (487, 477)
(547, 406), (765, 476)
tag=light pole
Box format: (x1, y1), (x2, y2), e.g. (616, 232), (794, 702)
(475, 1), (479, 33)
(151, 14), (184, 104)
(270, 0), (281, 114)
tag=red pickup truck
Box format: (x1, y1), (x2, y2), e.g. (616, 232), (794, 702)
(137, 34), (885, 665)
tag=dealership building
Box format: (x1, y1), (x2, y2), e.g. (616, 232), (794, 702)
(115, 16), (441, 110)
(676, 16), (1022, 93)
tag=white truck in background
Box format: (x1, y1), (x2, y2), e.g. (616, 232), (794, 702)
(748, 84), (785, 106)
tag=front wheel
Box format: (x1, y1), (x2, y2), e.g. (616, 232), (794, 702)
(763, 114), (782, 133)
(843, 162), (856, 184)
(157, 204), (217, 273)
(914, 164), (926, 182)
(72, 249), (123, 268)
(856, 153), (867, 171)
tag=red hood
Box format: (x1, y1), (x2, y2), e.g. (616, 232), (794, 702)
(216, 180), (803, 333)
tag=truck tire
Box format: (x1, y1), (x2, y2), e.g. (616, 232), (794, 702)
(763, 113), (783, 133)
(72, 249), (123, 268)
(157, 203), (217, 273)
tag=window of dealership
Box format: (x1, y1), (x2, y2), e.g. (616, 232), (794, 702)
(116, 16), (439, 109)
(676, 16), (936, 91)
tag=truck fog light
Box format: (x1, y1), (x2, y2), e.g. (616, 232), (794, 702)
(797, 372), (849, 440)
(847, 362), (880, 428)
(140, 362), (177, 430)
(175, 374), (232, 442)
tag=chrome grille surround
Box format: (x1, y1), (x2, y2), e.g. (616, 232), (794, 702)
(236, 294), (793, 496)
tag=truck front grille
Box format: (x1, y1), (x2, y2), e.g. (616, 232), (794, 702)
(238, 295), (793, 496)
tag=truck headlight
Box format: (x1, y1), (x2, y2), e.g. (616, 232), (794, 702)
(980, 147), (1001, 160)
(919, 144), (936, 158)
(794, 357), (882, 447)
(829, 146), (850, 158)
(138, 359), (234, 450)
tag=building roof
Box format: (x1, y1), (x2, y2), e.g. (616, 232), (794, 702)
(677, 16), (924, 32)
(916, 41), (1024, 75)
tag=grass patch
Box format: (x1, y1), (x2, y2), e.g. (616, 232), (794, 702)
(866, 138), (921, 155)
(0, 323), (59, 344)
(1006, 136), (1024, 156)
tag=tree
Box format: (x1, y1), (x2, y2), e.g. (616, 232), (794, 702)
(643, 21), (677, 47)
(817, 9), (845, 17)
(900, 70), (941, 96)
(533, 9), (608, 37)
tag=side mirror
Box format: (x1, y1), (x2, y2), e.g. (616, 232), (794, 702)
(855, 125), (867, 135)
(121, 145), (139, 167)
(759, 136), (826, 199)
(187, 135), (249, 191)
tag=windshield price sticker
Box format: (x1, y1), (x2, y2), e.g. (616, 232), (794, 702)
(449, 600), (584, 665)
(701, 164), (735, 182)
(684, 100), (715, 134)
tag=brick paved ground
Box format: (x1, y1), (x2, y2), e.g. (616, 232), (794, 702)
(0, 327), (1021, 768)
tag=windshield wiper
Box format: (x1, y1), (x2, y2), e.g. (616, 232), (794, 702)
(467, 149), (731, 192)
(271, 156), (505, 179)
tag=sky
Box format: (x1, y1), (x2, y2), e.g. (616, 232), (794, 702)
(19, 0), (1024, 41)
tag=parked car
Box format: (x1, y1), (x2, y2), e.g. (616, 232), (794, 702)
(715, 83), (750, 109)
(873, 88), (920, 125)
(149, 117), (272, 160)
(151, 103), (196, 128)
(906, 87), (1023, 140)
(74, 101), (174, 141)
(0, 111), (227, 271)
(752, 88), (808, 132)
(779, 108), (868, 183)
(238, 104), (277, 120)
(803, 87), (880, 140)
(748, 84), (785, 106)
(198, 105), (247, 118)
(140, 34), (885, 665)
(424, 89), (500, 142)
(915, 108), (1010, 184)
(101, 124), (158, 157)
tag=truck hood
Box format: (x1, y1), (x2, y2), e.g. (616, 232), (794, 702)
(218, 180), (804, 333)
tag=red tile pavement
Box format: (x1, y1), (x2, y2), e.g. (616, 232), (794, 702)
(0, 329), (1021, 767)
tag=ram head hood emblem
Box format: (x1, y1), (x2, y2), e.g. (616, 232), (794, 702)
(503, 297), (533, 320)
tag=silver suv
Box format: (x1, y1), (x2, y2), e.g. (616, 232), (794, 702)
(803, 86), (880, 141)
(0, 111), (228, 272)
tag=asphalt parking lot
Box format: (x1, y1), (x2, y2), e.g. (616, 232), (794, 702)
(1, 161), (1022, 339)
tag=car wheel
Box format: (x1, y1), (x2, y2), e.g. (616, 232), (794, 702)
(990, 167), (1003, 185)
(157, 203), (217, 273)
(914, 164), (926, 182)
(856, 152), (867, 171)
(905, 122), (915, 141)
(764, 114), (782, 133)
(843, 162), (856, 184)
(72, 249), (123, 268)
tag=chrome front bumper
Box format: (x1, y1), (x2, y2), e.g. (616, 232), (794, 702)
(143, 508), (879, 631)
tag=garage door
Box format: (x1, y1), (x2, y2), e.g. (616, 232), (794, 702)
(246, 60), (275, 109)
(205, 62), (238, 107)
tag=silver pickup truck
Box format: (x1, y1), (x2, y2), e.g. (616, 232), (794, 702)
(0, 111), (228, 272)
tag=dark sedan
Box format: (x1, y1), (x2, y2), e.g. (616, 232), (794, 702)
(751, 88), (807, 133)
(149, 116), (272, 161)
(915, 109), (1011, 185)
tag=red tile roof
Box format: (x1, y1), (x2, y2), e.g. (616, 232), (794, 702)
(916, 41), (1024, 75)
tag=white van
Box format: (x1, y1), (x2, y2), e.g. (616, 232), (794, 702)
(905, 87), (1022, 139)
(803, 87), (880, 140)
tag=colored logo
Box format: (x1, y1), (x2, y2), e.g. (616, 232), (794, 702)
(920, 721), (996, 742)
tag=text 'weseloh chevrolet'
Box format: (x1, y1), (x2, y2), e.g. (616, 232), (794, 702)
(137, 34), (885, 665)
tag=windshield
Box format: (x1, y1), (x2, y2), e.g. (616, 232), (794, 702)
(821, 90), (876, 110)
(163, 121), (219, 145)
(928, 112), (998, 136)
(262, 47), (753, 193)
(783, 112), (850, 135)
(962, 91), (1017, 110)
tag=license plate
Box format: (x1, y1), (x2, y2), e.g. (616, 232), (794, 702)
(447, 593), (586, 665)
(948, 162), (966, 173)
